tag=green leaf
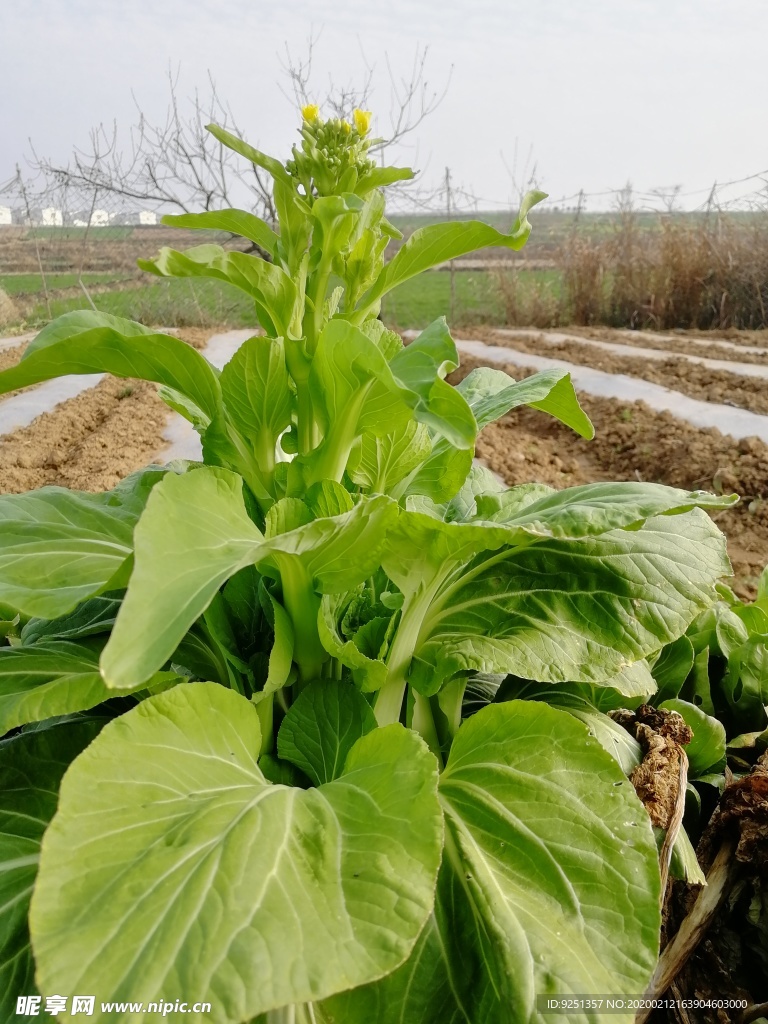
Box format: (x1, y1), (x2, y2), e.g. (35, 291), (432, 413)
(259, 587), (295, 699)
(219, 335), (294, 469)
(319, 913), (466, 1024)
(529, 690), (644, 775)
(332, 701), (660, 1023)
(358, 190), (547, 308)
(0, 480), (156, 619)
(138, 246), (297, 337)
(439, 701), (660, 1022)
(669, 826), (706, 886)
(355, 165), (415, 193)
(0, 311), (221, 418)
(408, 462), (507, 525)
(0, 642), (110, 735)
(101, 468), (397, 688)
(480, 481), (737, 536)
(318, 593), (389, 693)
(162, 209), (278, 255)
(0, 719), (104, 1021)
(659, 698), (726, 777)
(405, 509), (731, 692)
(20, 596), (120, 645)
(457, 365), (594, 437)
(30, 683), (443, 1020)
(405, 360), (597, 505)
(388, 319), (476, 449)
(298, 320), (413, 485)
(651, 634), (695, 703)
(305, 480), (355, 519)
(721, 635), (768, 732)
(0, 641), (183, 735)
(206, 123), (293, 185)
(278, 679), (377, 785)
(500, 662), (655, 710)
(101, 468), (264, 688)
(402, 441), (474, 505)
(347, 420), (437, 497)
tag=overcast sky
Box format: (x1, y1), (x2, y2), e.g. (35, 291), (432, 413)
(2, 0), (767, 211)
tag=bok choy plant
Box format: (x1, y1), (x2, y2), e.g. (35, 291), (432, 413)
(0, 106), (738, 1023)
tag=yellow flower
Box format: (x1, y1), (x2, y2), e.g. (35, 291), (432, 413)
(353, 109), (372, 136)
(302, 104), (320, 123)
(341, 121), (351, 134)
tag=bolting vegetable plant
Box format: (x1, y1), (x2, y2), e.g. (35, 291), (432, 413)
(0, 106), (740, 1023)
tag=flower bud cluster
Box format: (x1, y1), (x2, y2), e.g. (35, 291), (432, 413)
(286, 106), (376, 200)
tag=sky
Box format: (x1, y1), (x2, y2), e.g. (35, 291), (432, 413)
(1, 0), (767, 212)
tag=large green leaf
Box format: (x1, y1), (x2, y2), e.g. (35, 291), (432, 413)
(0, 311), (221, 418)
(357, 190), (547, 310)
(405, 363), (596, 504)
(162, 209), (278, 256)
(349, 420), (433, 496)
(101, 468), (264, 688)
(219, 335), (294, 478)
(319, 913), (465, 1024)
(387, 319), (476, 449)
(138, 246), (297, 337)
(479, 481), (737, 536)
(30, 683), (443, 1022)
(302, 320), (413, 483)
(21, 596), (120, 645)
(0, 642), (181, 736)
(300, 320), (476, 486)
(389, 508), (730, 692)
(0, 719), (104, 1021)
(326, 701), (660, 1024)
(0, 471), (165, 618)
(278, 679), (377, 786)
(0, 643), (110, 735)
(457, 365), (594, 437)
(101, 468), (397, 688)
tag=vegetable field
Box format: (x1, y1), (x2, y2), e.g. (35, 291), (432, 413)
(0, 108), (767, 1024)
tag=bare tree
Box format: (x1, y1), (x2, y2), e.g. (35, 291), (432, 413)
(12, 43), (451, 229)
(24, 68), (277, 223)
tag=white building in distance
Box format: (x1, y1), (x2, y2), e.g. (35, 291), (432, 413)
(138, 210), (158, 225)
(0, 206), (12, 226)
(90, 209), (111, 227)
(41, 207), (64, 226)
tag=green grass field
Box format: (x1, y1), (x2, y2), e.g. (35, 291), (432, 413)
(0, 272), (133, 295)
(23, 278), (257, 329)
(16, 267), (560, 331)
(381, 270), (504, 327)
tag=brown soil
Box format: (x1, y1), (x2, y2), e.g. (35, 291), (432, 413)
(0, 328), (211, 494)
(451, 355), (768, 600)
(474, 328), (768, 415)
(0, 377), (169, 493)
(560, 325), (768, 363)
(0, 342), (28, 374)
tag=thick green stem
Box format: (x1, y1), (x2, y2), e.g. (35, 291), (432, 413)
(295, 377), (318, 455)
(374, 572), (448, 726)
(278, 560), (327, 684)
(411, 690), (443, 766)
(374, 600), (425, 726)
(254, 426), (276, 482)
(254, 694), (274, 756)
